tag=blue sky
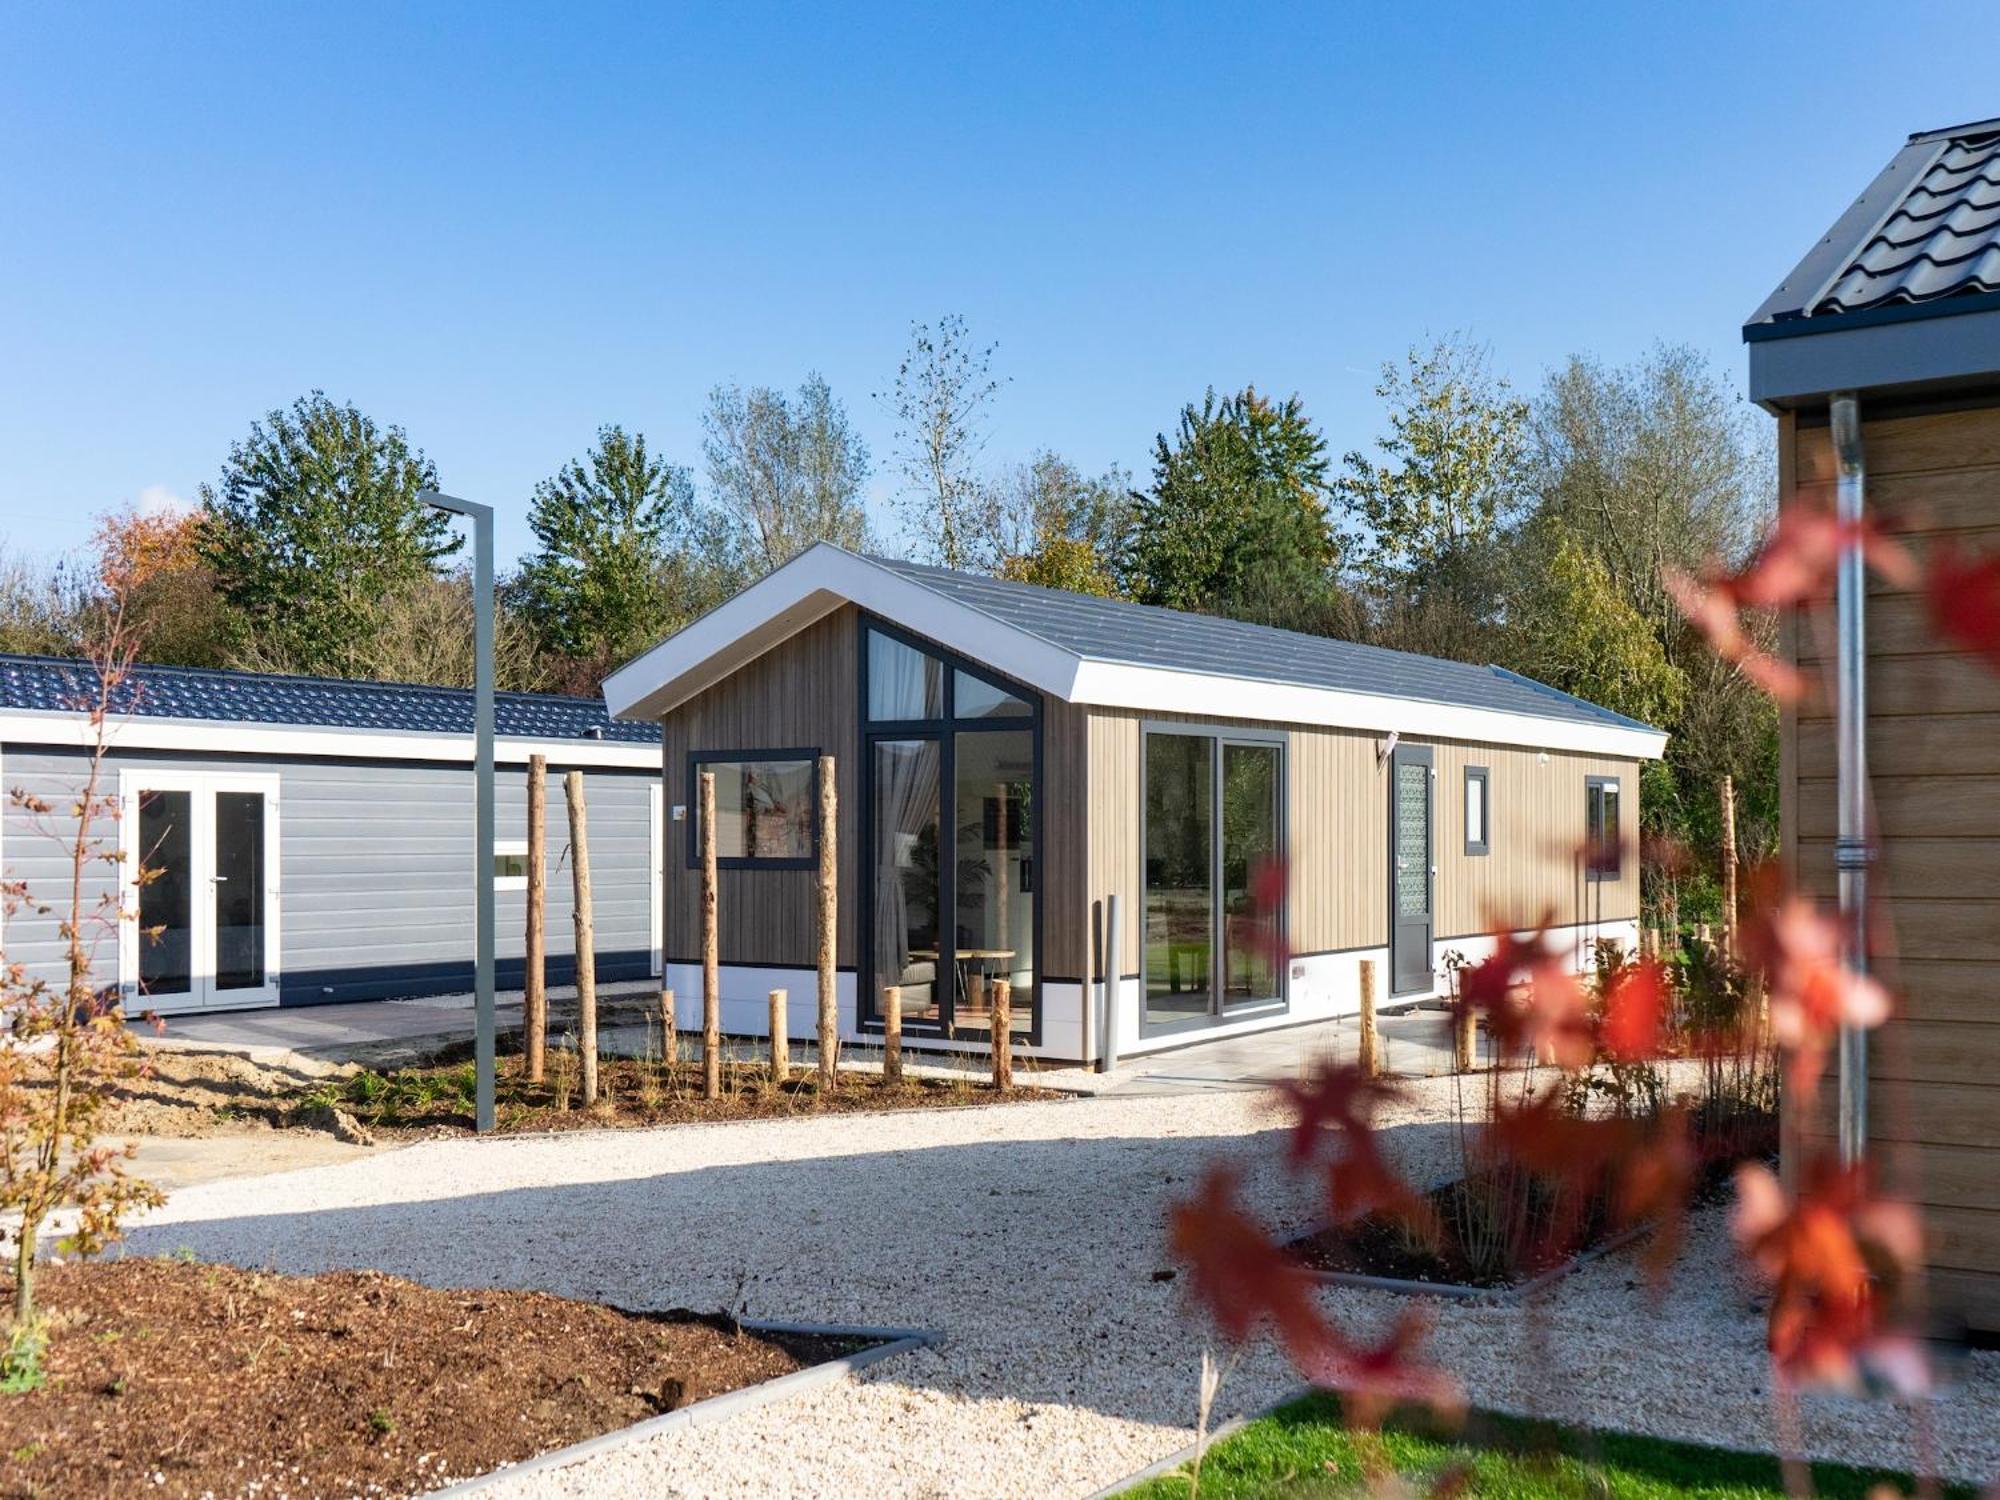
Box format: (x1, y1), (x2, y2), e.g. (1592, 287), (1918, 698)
(2, 2), (1993, 567)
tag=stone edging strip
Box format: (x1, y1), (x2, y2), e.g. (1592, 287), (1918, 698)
(1303, 1221), (1652, 1304)
(426, 1319), (938, 1496)
(1082, 1385), (1313, 1500)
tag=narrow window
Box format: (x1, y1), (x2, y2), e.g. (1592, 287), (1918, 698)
(1585, 776), (1622, 881)
(689, 752), (819, 868)
(1464, 766), (1490, 856)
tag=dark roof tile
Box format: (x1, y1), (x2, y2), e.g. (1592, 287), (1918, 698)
(0, 655), (660, 743)
(868, 556), (1658, 734)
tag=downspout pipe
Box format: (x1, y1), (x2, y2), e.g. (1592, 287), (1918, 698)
(1830, 393), (1870, 1167)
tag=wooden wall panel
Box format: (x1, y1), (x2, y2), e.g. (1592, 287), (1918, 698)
(1085, 707), (1639, 976)
(1785, 406), (2000, 1327)
(660, 607), (859, 968)
(1041, 697), (1091, 982)
(1430, 745), (1641, 940)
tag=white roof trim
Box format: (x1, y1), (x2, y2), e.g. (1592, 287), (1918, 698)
(603, 542), (1667, 761)
(0, 709), (659, 769)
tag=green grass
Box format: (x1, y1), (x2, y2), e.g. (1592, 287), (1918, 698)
(1121, 1392), (1974, 1499)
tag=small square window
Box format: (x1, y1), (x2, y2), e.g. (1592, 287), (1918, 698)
(494, 840), (531, 892)
(689, 751), (819, 868)
(1464, 767), (1490, 856)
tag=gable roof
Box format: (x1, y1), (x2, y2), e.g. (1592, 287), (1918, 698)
(1745, 117), (2000, 410)
(603, 545), (1667, 760)
(0, 654), (659, 767)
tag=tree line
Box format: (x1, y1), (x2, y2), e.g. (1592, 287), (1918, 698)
(0, 322), (1775, 918)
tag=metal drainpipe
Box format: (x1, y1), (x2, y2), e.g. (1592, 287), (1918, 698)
(1830, 393), (1870, 1167)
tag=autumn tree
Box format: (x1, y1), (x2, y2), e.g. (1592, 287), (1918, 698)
(199, 392), (457, 676)
(702, 373), (871, 572)
(881, 315), (1005, 570)
(990, 452), (1131, 596)
(516, 425), (726, 677)
(1124, 388), (1343, 630)
(91, 505), (230, 668)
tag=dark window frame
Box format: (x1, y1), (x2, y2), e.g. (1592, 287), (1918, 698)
(1585, 775), (1622, 882)
(685, 747), (821, 871)
(1463, 765), (1490, 856)
(856, 613), (1044, 1048)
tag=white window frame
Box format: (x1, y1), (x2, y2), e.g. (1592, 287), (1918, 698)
(493, 837), (531, 893)
(119, 769), (283, 1013)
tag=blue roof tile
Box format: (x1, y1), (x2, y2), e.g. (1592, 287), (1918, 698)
(0, 655), (660, 743)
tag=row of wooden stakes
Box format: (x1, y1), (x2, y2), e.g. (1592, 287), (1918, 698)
(513, 753), (1018, 1105)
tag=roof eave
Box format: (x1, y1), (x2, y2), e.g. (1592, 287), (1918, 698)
(1745, 301), (2000, 412)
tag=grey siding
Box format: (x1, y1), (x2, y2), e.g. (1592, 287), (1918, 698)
(0, 746), (659, 1007)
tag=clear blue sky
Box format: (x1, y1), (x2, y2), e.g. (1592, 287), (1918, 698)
(3, 3), (1993, 567)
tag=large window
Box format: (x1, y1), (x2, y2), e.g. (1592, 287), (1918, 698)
(1585, 775), (1622, 881)
(1143, 727), (1285, 1033)
(688, 751), (818, 868)
(861, 620), (1038, 1043)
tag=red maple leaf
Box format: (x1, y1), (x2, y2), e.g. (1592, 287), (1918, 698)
(1739, 895), (1893, 1092)
(1275, 1060), (1402, 1167)
(1295, 1305), (1462, 1430)
(1168, 1164), (1345, 1371)
(1601, 959), (1669, 1063)
(1925, 542), (2000, 673)
(1457, 921), (1593, 1069)
(1733, 1158), (1926, 1395)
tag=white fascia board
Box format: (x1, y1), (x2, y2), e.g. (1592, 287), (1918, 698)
(0, 710), (660, 769)
(1066, 661), (1668, 760)
(603, 543), (1085, 720)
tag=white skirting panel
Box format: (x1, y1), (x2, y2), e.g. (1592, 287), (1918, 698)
(658, 963), (1085, 1062)
(1109, 914), (1642, 1063)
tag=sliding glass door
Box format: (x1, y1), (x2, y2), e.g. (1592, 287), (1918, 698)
(1143, 729), (1285, 1034)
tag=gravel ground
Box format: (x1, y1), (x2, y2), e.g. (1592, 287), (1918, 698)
(120, 1080), (1998, 1497)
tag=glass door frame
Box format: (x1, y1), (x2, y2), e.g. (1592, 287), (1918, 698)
(1138, 722), (1289, 1039)
(857, 613), (1042, 1047)
(119, 769), (282, 1013)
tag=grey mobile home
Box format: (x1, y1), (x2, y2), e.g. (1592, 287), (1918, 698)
(0, 656), (663, 1014)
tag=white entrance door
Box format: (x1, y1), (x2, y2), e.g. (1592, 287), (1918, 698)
(121, 772), (282, 1013)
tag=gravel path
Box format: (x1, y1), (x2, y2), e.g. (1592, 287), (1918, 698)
(123, 1082), (1998, 1497)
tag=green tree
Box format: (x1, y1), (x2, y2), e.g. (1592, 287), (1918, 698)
(1333, 338), (1527, 659)
(1518, 345), (1777, 918)
(881, 315), (1005, 570)
(516, 425), (712, 671)
(199, 392), (456, 676)
(703, 373), (871, 571)
(1504, 537), (1686, 729)
(1124, 388), (1339, 622)
(990, 452), (1130, 596)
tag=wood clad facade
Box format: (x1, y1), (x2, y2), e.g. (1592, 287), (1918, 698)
(1782, 403), (2000, 1331)
(1083, 708), (1639, 979)
(656, 603), (1641, 1057)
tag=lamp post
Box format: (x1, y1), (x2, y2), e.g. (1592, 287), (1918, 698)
(420, 490), (496, 1134)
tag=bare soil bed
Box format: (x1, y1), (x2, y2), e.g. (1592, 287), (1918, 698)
(299, 1046), (1062, 1137)
(101, 1047), (350, 1139)
(1, 1258), (863, 1499)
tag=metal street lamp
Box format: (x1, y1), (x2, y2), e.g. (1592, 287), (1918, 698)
(420, 490), (496, 1134)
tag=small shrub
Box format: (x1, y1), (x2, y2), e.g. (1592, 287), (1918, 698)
(1, 1320), (49, 1395)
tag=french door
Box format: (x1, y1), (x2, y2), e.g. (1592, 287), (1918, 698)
(121, 772), (281, 1012)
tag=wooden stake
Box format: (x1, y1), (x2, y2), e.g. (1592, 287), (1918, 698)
(659, 987), (676, 1066)
(700, 769), (721, 1102)
(991, 979), (1012, 1092)
(565, 769), (598, 1106)
(1720, 773), (1739, 962)
(881, 984), (902, 1083)
(524, 754), (548, 1083)
(816, 754), (838, 1089)
(1453, 973), (1477, 1075)
(1357, 959), (1380, 1079)
(769, 988), (789, 1084)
